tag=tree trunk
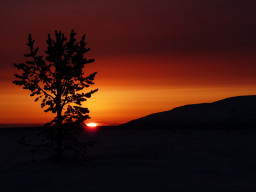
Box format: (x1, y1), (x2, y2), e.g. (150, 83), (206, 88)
(56, 87), (62, 162)
(55, 63), (63, 162)
(56, 107), (62, 162)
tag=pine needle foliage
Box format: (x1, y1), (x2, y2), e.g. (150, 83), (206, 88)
(13, 30), (98, 161)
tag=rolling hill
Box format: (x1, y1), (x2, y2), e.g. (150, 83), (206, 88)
(122, 95), (256, 128)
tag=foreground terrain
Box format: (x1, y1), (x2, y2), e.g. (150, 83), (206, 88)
(0, 127), (256, 191)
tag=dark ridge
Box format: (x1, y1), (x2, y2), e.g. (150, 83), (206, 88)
(121, 95), (256, 129)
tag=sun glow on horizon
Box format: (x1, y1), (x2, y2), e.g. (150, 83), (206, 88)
(86, 122), (98, 128)
(85, 122), (98, 131)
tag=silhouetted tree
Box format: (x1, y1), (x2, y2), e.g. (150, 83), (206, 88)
(13, 30), (98, 161)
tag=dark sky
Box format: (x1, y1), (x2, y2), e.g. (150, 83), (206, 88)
(1, 0), (256, 60)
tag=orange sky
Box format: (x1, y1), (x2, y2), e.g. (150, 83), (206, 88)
(0, 0), (256, 126)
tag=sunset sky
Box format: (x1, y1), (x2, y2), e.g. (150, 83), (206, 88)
(0, 0), (256, 126)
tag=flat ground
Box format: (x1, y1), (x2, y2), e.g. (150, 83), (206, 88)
(0, 127), (256, 192)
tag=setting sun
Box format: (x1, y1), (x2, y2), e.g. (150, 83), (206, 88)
(86, 123), (98, 127)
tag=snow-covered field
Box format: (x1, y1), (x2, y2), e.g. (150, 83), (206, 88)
(0, 127), (256, 191)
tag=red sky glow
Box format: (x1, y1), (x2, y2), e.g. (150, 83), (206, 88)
(0, 0), (256, 126)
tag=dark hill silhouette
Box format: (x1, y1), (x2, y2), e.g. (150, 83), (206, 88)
(122, 95), (256, 128)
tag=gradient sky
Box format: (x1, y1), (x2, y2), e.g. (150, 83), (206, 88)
(0, 0), (256, 126)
